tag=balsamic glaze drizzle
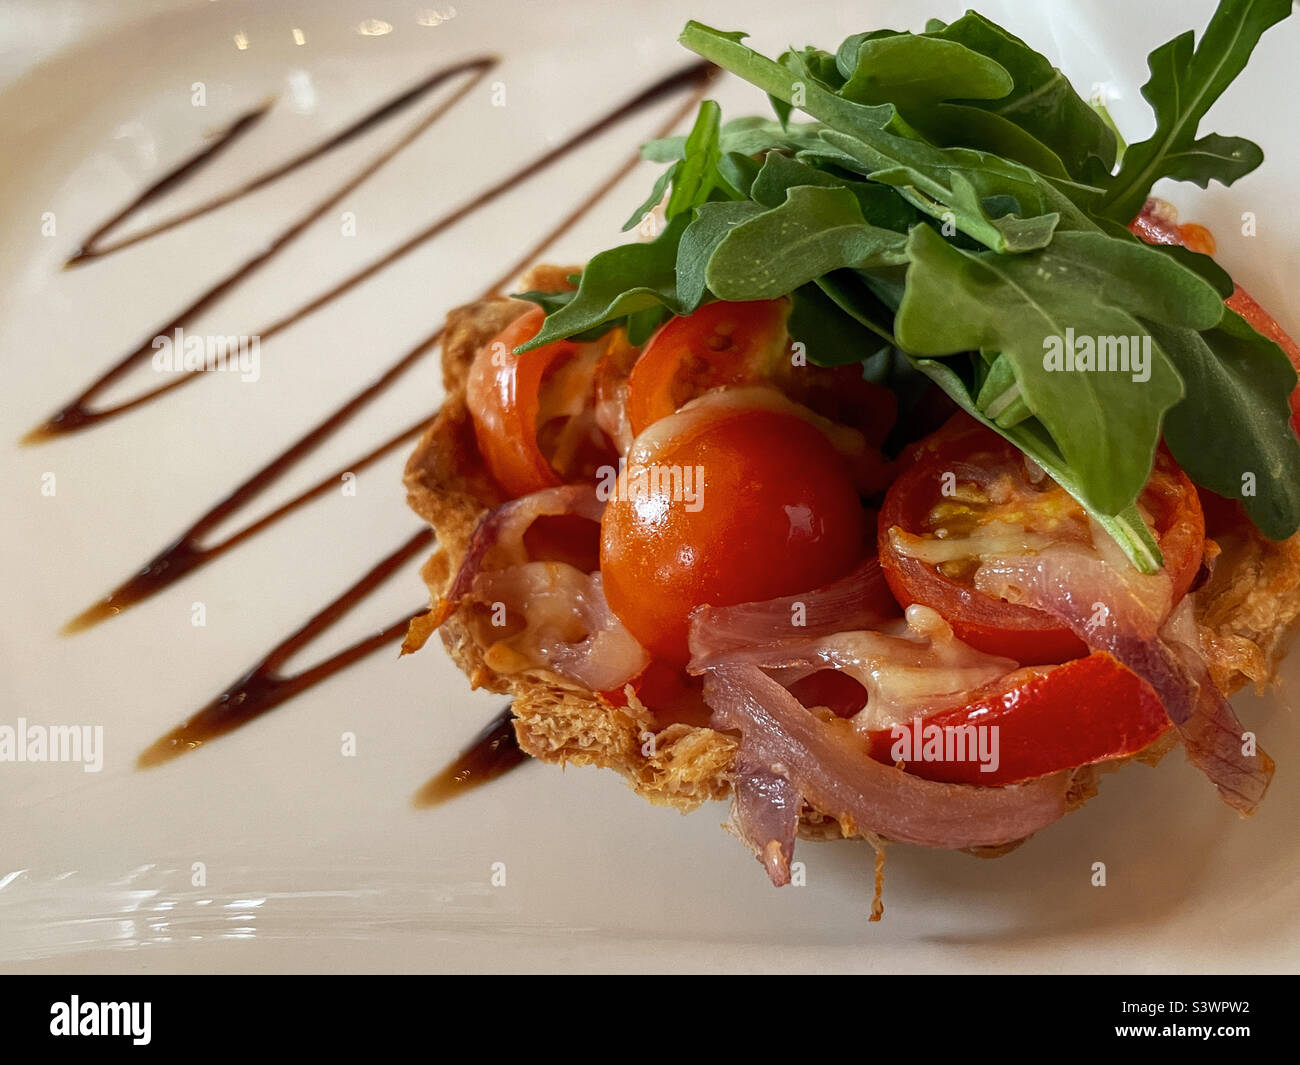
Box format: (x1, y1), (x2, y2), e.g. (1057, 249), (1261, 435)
(412, 705), (527, 807)
(38, 55), (715, 778)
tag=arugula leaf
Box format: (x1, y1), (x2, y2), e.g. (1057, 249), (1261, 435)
(704, 185), (909, 300)
(665, 99), (724, 217)
(902, 104), (1072, 179)
(641, 115), (828, 164)
(675, 200), (766, 311)
(641, 137), (685, 164)
(1089, 215), (1237, 296)
(835, 30), (906, 80)
(1158, 132), (1264, 188)
(836, 33), (1013, 110)
(621, 164), (676, 232)
(626, 306), (671, 346)
(779, 45), (845, 91)
(813, 269), (899, 344)
(625, 101), (737, 232)
(635, 114), (828, 217)
(749, 151), (918, 230)
(678, 22), (912, 141)
(516, 214), (690, 352)
(975, 351), (1033, 427)
(895, 224), (1224, 515)
(679, 24), (1066, 252)
(512, 290), (630, 342)
(788, 283), (891, 367)
(1147, 310), (1300, 539)
(924, 12), (1118, 183)
(525, 3), (1299, 571)
(512, 289), (572, 316)
(716, 151), (762, 198)
(815, 129), (1060, 252)
(1099, 0), (1290, 222)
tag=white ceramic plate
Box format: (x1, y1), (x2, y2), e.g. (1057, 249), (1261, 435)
(1, 0), (1297, 973)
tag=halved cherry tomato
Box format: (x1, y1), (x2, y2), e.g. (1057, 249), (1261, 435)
(467, 306), (616, 498)
(877, 414), (1204, 665)
(625, 300), (792, 437)
(625, 300), (899, 450)
(862, 652), (1170, 785)
(601, 403), (867, 665)
(467, 306), (571, 498)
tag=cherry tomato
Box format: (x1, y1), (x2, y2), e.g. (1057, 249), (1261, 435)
(625, 300), (792, 437)
(877, 415), (1204, 665)
(466, 306), (572, 498)
(601, 403), (867, 665)
(625, 300), (898, 450)
(466, 306), (618, 498)
(863, 652), (1170, 785)
(595, 660), (713, 727)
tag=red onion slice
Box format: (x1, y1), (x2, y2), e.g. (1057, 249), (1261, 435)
(687, 557), (899, 664)
(436, 484), (648, 691)
(730, 755), (802, 887)
(472, 563), (649, 691)
(693, 603), (1016, 732)
(975, 545), (1273, 814)
(442, 483), (605, 610)
(705, 663), (1077, 850)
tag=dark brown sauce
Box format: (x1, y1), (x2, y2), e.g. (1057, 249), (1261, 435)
(41, 55), (715, 775)
(65, 57), (495, 265)
(24, 59), (711, 441)
(412, 705), (528, 807)
(64, 386), (437, 632)
(137, 529), (433, 767)
(26, 57), (497, 441)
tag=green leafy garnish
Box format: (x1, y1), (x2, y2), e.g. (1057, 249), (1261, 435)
(1150, 310), (1300, 539)
(895, 225), (1222, 515)
(924, 12), (1118, 183)
(705, 185), (908, 299)
(515, 0), (1300, 572)
(1098, 0), (1290, 224)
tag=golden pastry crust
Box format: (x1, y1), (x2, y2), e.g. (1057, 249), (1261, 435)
(403, 272), (1297, 840)
(1195, 525), (1300, 694)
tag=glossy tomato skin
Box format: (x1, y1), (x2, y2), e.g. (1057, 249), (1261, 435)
(625, 299), (899, 453)
(864, 652), (1170, 785)
(466, 306), (572, 499)
(878, 414), (1204, 666)
(626, 300), (791, 437)
(601, 406), (866, 665)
